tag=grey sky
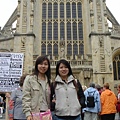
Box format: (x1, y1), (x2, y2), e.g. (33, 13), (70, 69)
(0, 0), (120, 29)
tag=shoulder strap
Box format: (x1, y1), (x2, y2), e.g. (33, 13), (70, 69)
(51, 82), (57, 98)
(87, 91), (96, 96)
(73, 79), (86, 108)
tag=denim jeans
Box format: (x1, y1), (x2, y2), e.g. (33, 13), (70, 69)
(51, 111), (57, 120)
(53, 114), (81, 120)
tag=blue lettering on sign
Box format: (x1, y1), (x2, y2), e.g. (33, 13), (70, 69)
(11, 54), (24, 59)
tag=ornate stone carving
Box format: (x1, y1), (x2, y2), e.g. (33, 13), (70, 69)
(24, 16), (27, 23)
(23, 1), (27, 7)
(98, 15), (102, 22)
(84, 70), (91, 79)
(21, 37), (26, 44)
(105, 49), (111, 57)
(93, 48), (99, 56)
(99, 36), (103, 47)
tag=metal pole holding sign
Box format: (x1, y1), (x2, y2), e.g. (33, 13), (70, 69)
(5, 93), (10, 120)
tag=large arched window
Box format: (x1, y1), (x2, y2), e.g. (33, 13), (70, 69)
(41, 1), (84, 60)
(113, 54), (120, 80)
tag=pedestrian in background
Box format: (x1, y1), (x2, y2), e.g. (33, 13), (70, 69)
(81, 85), (87, 120)
(83, 83), (101, 120)
(116, 84), (120, 120)
(100, 83), (117, 120)
(51, 59), (85, 120)
(95, 84), (103, 95)
(95, 84), (102, 120)
(0, 95), (3, 118)
(22, 55), (51, 120)
(8, 74), (28, 120)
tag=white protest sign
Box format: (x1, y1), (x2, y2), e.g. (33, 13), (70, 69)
(0, 52), (24, 92)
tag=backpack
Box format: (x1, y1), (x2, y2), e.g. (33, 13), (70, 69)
(86, 91), (96, 107)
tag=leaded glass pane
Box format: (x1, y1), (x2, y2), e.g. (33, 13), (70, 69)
(53, 44), (58, 55)
(67, 22), (71, 40)
(79, 44), (84, 55)
(48, 3), (52, 18)
(41, 44), (46, 55)
(72, 2), (76, 18)
(113, 61), (117, 80)
(47, 44), (52, 59)
(73, 44), (78, 55)
(67, 44), (72, 55)
(66, 3), (71, 18)
(60, 22), (64, 40)
(54, 22), (58, 40)
(118, 61), (120, 79)
(42, 3), (46, 19)
(78, 22), (83, 39)
(42, 22), (46, 40)
(54, 3), (58, 18)
(77, 2), (82, 18)
(60, 3), (64, 18)
(48, 22), (52, 40)
(73, 22), (77, 40)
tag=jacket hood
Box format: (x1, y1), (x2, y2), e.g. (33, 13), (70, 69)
(104, 89), (113, 96)
(55, 75), (74, 83)
(86, 87), (97, 93)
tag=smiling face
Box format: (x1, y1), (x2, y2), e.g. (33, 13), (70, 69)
(38, 60), (49, 74)
(58, 63), (69, 79)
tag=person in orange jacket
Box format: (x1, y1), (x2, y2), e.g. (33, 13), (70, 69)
(100, 83), (117, 120)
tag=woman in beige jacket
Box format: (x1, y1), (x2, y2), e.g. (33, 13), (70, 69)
(22, 55), (51, 120)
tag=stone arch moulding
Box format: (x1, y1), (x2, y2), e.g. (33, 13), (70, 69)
(112, 47), (120, 60)
(0, 49), (10, 52)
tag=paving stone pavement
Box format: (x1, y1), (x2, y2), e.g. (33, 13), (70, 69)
(0, 113), (119, 120)
(0, 113), (5, 120)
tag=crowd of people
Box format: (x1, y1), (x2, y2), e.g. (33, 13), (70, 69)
(1, 55), (119, 120)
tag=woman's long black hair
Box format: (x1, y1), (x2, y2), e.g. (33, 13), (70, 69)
(55, 59), (79, 91)
(33, 55), (51, 86)
(56, 59), (73, 77)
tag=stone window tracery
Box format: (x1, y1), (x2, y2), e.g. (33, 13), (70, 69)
(41, 1), (83, 59)
(113, 55), (120, 80)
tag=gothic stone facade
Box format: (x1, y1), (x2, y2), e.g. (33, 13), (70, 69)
(0, 0), (120, 91)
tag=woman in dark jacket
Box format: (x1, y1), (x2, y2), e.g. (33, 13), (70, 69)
(51, 59), (85, 120)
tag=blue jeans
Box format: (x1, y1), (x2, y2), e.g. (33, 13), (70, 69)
(51, 111), (57, 120)
(53, 114), (81, 120)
